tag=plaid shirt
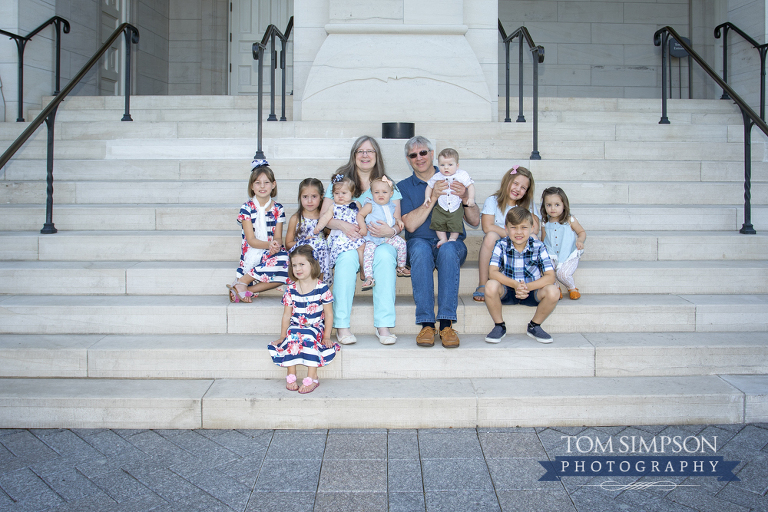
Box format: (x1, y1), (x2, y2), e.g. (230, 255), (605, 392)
(490, 236), (553, 283)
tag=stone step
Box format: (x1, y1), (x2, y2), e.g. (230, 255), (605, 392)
(0, 293), (765, 335)
(7, 133), (761, 163)
(0, 374), (759, 429)
(3, 230), (766, 262)
(1, 203), (762, 232)
(4, 158), (767, 185)
(1, 177), (765, 207)
(1, 332), (766, 380)
(1, 260), (766, 296)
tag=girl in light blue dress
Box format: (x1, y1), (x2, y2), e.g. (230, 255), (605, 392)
(540, 187), (587, 300)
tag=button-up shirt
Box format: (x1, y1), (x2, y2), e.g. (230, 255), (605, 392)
(490, 236), (553, 283)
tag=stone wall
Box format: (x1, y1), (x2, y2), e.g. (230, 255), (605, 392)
(0, 0), (56, 121)
(135, 0), (170, 95)
(726, 0), (766, 114)
(168, 0), (227, 95)
(498, 0), (705, 99)
(55, 0), (99, 98)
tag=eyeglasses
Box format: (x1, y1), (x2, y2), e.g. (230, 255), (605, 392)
(356, 149), (376, 155)
(408, 149), (430, 159)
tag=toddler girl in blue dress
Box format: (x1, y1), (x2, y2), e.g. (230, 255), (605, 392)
(540, 187), (587, 300)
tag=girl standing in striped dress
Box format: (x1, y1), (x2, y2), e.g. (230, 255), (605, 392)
(268, 245), (340, 394)
(227, 159), (290, 303)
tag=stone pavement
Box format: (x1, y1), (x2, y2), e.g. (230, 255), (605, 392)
(0, 424), (766, 512)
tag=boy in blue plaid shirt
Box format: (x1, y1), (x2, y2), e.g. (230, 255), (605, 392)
(483, 207), (560, 343)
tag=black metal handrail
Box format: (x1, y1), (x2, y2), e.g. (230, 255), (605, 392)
(714, 22), (768, 120)
(251, 16), (293, 159)
(498, 21), (544, 160)
(0, 16), (70, 122)
(655, 26), (767, 234)
(0, 23), (139, 234)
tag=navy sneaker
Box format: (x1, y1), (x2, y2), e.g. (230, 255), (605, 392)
(485, 325), (506, 343)
(526, 324), (553, 344)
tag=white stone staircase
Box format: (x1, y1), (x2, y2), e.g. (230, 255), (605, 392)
(0, 95), (766, 429)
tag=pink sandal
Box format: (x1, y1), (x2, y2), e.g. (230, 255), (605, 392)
(286, 374), (298, 391)
(299, 377), (319, 394)
(227, 281), (255, 303)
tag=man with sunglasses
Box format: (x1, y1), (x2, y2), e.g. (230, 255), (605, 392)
(398, 136), (481, 348)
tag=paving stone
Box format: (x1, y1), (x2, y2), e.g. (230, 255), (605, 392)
(570, 486), (629, 512)
(47, 493), (120, 512)
(418, 432), (483, 460)
(616, 489), (698, 512)
(214, 452), (266, 488)
(421, 459), (493, 491)
(478, 432), (548, 459)
(112, 429), (149, 439)
(91, 469), (163, 504)
(718, 425), (768, 461)
(314, 491), (387, 512)
(730, 453), (768, 495)
(265, 432), (327, 460)
(486, 457), (565, 491)
(388, 431), (420, 460)
(497, 489), (576, 512)
(253, 458), (322, 492)
(317, 459), (386, 492)
(272, 429), (328, 436)
(388, 459), (423, 493)
(633, 425), (669, 435)
(535, 428), (573, 458)
(152, 430), (186, 439)
(10, 490), (67, 511)
(163, 489), (235, 511)
(715, 484), (768, 511)
(0, 467), (58, 501)
(32, 429), (104, 462)
(329, 428), (388, 434)
(81, 430), (142, 458)
(245, 491), (315, 512)
(388, 492), (426, 512)
(124, 466), (200, 503)
(167, 431), (240, 467)
(424, 489), (501, 512)
(35, 465), (109, 502)
(667, 485), (751, 512)
(124, 430), (200, 469)
(547, 426), (589, 437)
(234, 429), (274, 438)
(324, 433), (386, 460)
(199, 429), (272, 457)
(185, 468), (252, 511)
(0, 431), (60, 464)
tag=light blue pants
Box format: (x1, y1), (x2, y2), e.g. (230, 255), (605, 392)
(332, 244), (397, 329)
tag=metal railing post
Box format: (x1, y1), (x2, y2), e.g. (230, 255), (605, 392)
(268, 32), (277, 121)
(517, 36), (525, 122)
(740, 109), (756, 234)
(122, 27), (138, 121)
(14, 38), (27, 121)
(718, 25), (731, 100)
(280, 38), (287, 121)
(253, 44), (266, 159)
(659, 31), (670, 124)
(504, 40), (511, 122)
(531, 50), (541, 160)
(41, 106), (59, 234)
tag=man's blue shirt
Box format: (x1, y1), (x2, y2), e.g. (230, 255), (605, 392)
(397, 169), (466, 242)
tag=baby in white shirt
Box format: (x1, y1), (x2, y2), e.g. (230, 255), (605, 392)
(424, 147), (476, 247)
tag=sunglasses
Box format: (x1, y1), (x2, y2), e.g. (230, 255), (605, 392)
(408, 149), (430, 159)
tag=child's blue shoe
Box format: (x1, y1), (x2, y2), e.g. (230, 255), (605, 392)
(527, 324), (553, 344)
(485, 325), (506, 343)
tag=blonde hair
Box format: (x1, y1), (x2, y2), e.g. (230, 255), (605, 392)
(495, 166), (534, 212)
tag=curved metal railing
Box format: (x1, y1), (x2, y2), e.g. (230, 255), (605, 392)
(498, 21), (544, 159)
(251, 16), (293, 159)
(714, 22), (768, 120)
(0, 16), (70, 122)
(0, 23), (140, 234)
(655, 26), (767, 234)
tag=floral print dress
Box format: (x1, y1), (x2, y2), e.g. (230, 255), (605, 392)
(289, 216), (332, 286)
(326, 202), (365, 270)
(268, 280), (340, 367)
(237, 199), (290, 283)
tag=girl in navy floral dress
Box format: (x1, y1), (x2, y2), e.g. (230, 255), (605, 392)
(285, 177), (332, 285)
(226, 159), (290, 303)
(268, 245), (340, 394)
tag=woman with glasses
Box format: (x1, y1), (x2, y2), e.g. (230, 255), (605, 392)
(319, 135), (402, 345)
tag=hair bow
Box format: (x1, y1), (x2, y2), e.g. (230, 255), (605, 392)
(380, 176), (392, 188)
(251, 159), (269, 170)
(510, 165), (519, 175)
(332, 173), (345, 183)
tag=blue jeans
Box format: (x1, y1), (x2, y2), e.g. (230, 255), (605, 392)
(332, 244), (397, 329)
(406, 237), (467, 324)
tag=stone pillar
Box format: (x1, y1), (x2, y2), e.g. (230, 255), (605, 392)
(0, 0), (56, 122)
(296, 0), (496, 122)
